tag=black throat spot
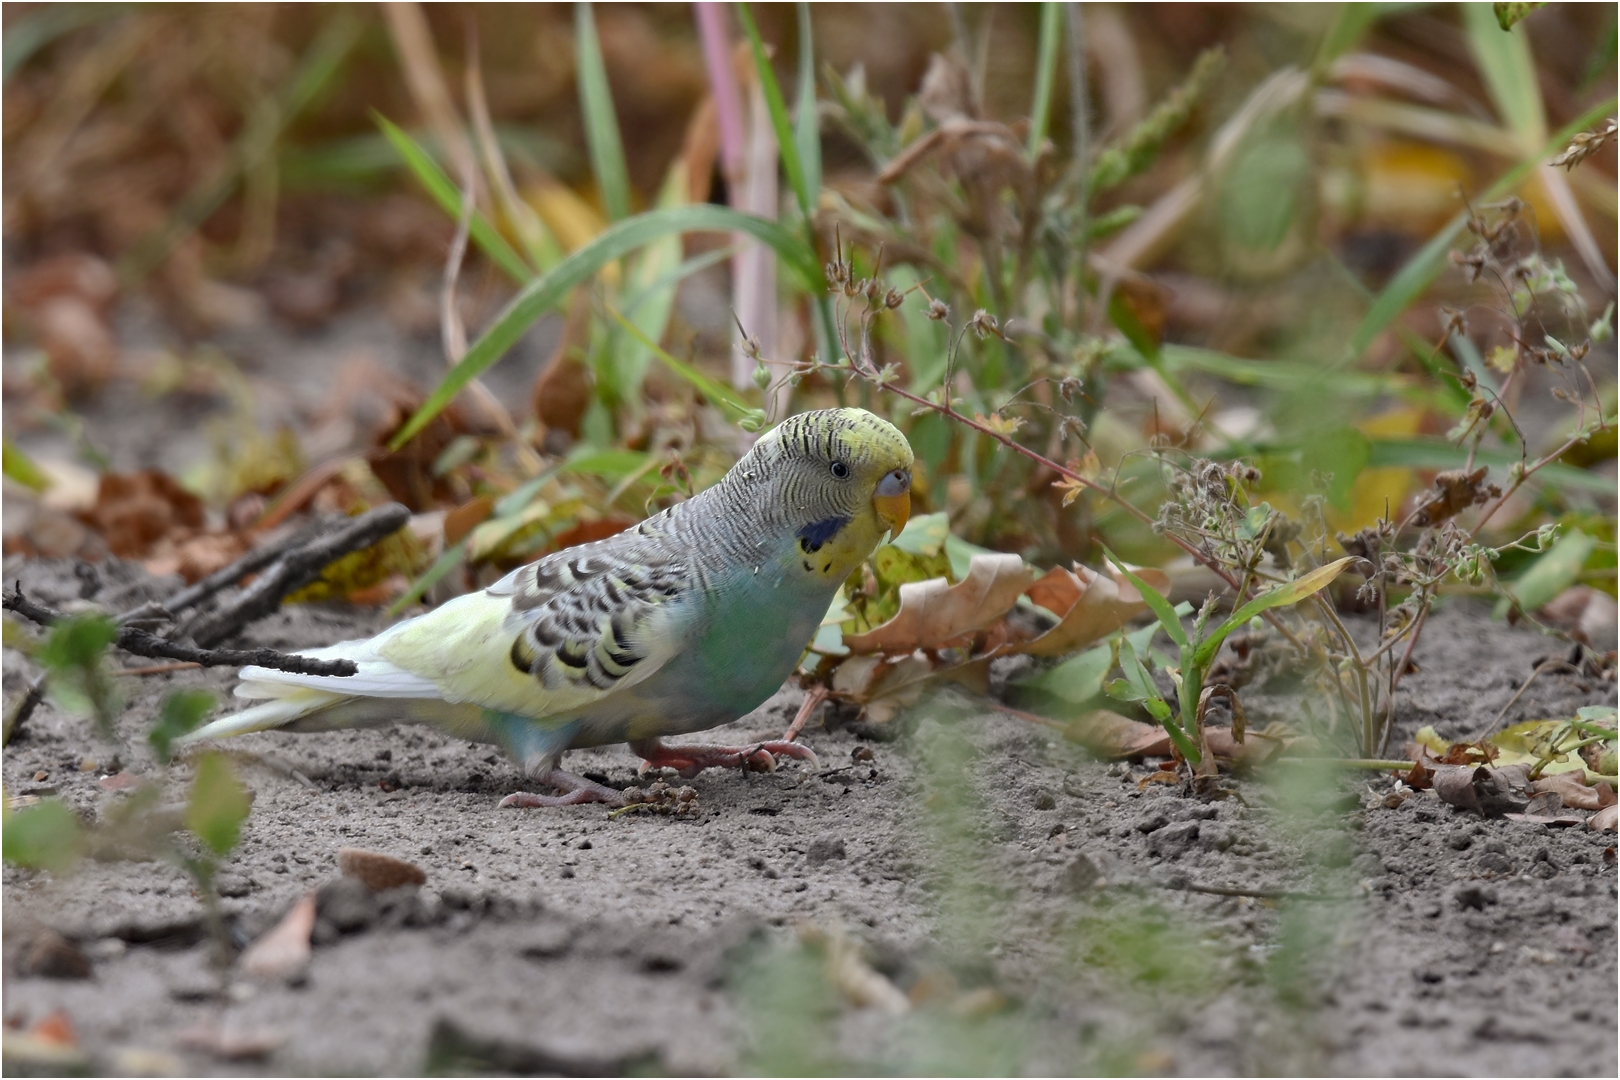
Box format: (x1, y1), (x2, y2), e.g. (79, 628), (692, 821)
(797, 515), (850, 554)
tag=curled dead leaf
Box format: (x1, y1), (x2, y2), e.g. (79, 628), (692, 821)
(1064, 710), (1171, 759)
(1530, 773), (1615, 812)
(830, 652), (934, 724)
(1018, 563), (1164, 657)
(1432, 763), (1531, 817)
(82, 470), (206, 559)
(1588, 804), (1618, 832)
(844, 553), (1035, 655)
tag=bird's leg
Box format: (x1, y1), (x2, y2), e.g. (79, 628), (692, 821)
(781, 684), (830, 743)
(629, 737), (819, 780)
(498, 768), (627, 809)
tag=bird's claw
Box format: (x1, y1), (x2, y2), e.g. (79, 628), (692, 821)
(498, 768), (627, 809)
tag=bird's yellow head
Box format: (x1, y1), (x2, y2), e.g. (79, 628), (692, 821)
(735, 408), (914, 581)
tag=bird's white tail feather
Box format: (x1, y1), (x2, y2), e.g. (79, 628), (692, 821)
(177, 688), (341, 744)
(233, 630), (440, 700)
(183, 626), (445, 745)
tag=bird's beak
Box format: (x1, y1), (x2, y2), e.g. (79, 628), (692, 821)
(873, 468), (912, 538)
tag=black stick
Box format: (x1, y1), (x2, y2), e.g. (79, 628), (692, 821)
(182, 503), (411, 647)
(3, 673), (47, 745)
(3, 587), (358, 678)
(159, 522), (323, 617)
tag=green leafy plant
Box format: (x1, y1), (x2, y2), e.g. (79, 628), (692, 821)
(38, 613), (122, 739)
(1104, 549), (1353, 764)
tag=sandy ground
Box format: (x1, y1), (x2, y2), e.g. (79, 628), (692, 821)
(3, 554), (1615, 1077)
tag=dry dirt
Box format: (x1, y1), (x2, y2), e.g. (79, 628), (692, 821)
(3, 555), (1616, 1077)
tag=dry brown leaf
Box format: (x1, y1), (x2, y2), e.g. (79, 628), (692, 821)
(1432, 763), (1532, 817)
(1018, 563), (1165, 657)
(550, 516), (636, 551)
(844, 553), (1036, 655)
(337, 847), (427, 891)
(176, 533), (248, 584)
(531, 290), (593, 452)
(1204, 726), (1279, 765)
(1588, 805), (1618, 832)
(830, 653), (934, 723)
(82, 470), (206, 559)
(1530, 773), (1615, 812)
(1065, 709), (1171, 759)
(443, 495), (495, 547)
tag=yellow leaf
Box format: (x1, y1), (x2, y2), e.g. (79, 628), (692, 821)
(975, 412), (1024, 437)
(1330, 406), (1423, 533)
(1485, 345), (1518, 373)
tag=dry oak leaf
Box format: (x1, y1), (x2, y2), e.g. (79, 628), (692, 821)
(1432, 762), (1532, 817)
(1020, 563), (1167, 657)
(1530, 773), (1617, 813)
(1065, 709), (1171, 759)
(830, 652), (935, 723)
(844, 553), (1036, 656)
(81, 470), (206, 559)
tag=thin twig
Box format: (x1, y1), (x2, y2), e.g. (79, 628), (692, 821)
(182, 503), (410, 647)
(1471, 658), (1579, 742)
(4, 587), (358, 678)
(119, 662), (203, 677)
(1160, 879), (1354, 903)
(3, 673), (48, 745)
(159, 519), (330, 617)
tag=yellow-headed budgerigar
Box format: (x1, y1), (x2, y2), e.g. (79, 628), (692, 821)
(180, 408), (913, 807)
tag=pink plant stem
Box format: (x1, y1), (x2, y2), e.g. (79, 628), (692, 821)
(695, 3), (745, 181)
(695, 2), (778, 398)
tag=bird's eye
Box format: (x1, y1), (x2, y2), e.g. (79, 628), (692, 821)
(830, 461), (850, 479)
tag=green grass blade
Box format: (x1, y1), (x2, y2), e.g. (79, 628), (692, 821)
(1347, 94), (1615, 360)
(1103, 547), (1190, 650)
(604, 167), (688, 404)
(1310, 3), (1423, 73)
(1501, 529), (1596, 614)
(1157, 344), (1400, 394)
(390, 205), (812, 449)
(386, 540), (468, 617)
(3, 439), (51, 492)
(575, 1), (632, 222)
(1463, 2), (1545, 143)
(1366, 437), (1615, 493)
(1027, 2), (1063, 157)
(377, 115), (534, 283)
(736, 1), (812, 219)
(1193, 557), (1355, 668)
(605, 305), (765, 427)
(793, 1), (821, 202)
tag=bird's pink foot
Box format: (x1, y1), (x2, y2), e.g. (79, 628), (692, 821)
(629, 738), (819, 779)
(498, 768), (627, 809)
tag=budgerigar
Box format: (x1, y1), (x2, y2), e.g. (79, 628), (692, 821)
(180, 408), (913, 807)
